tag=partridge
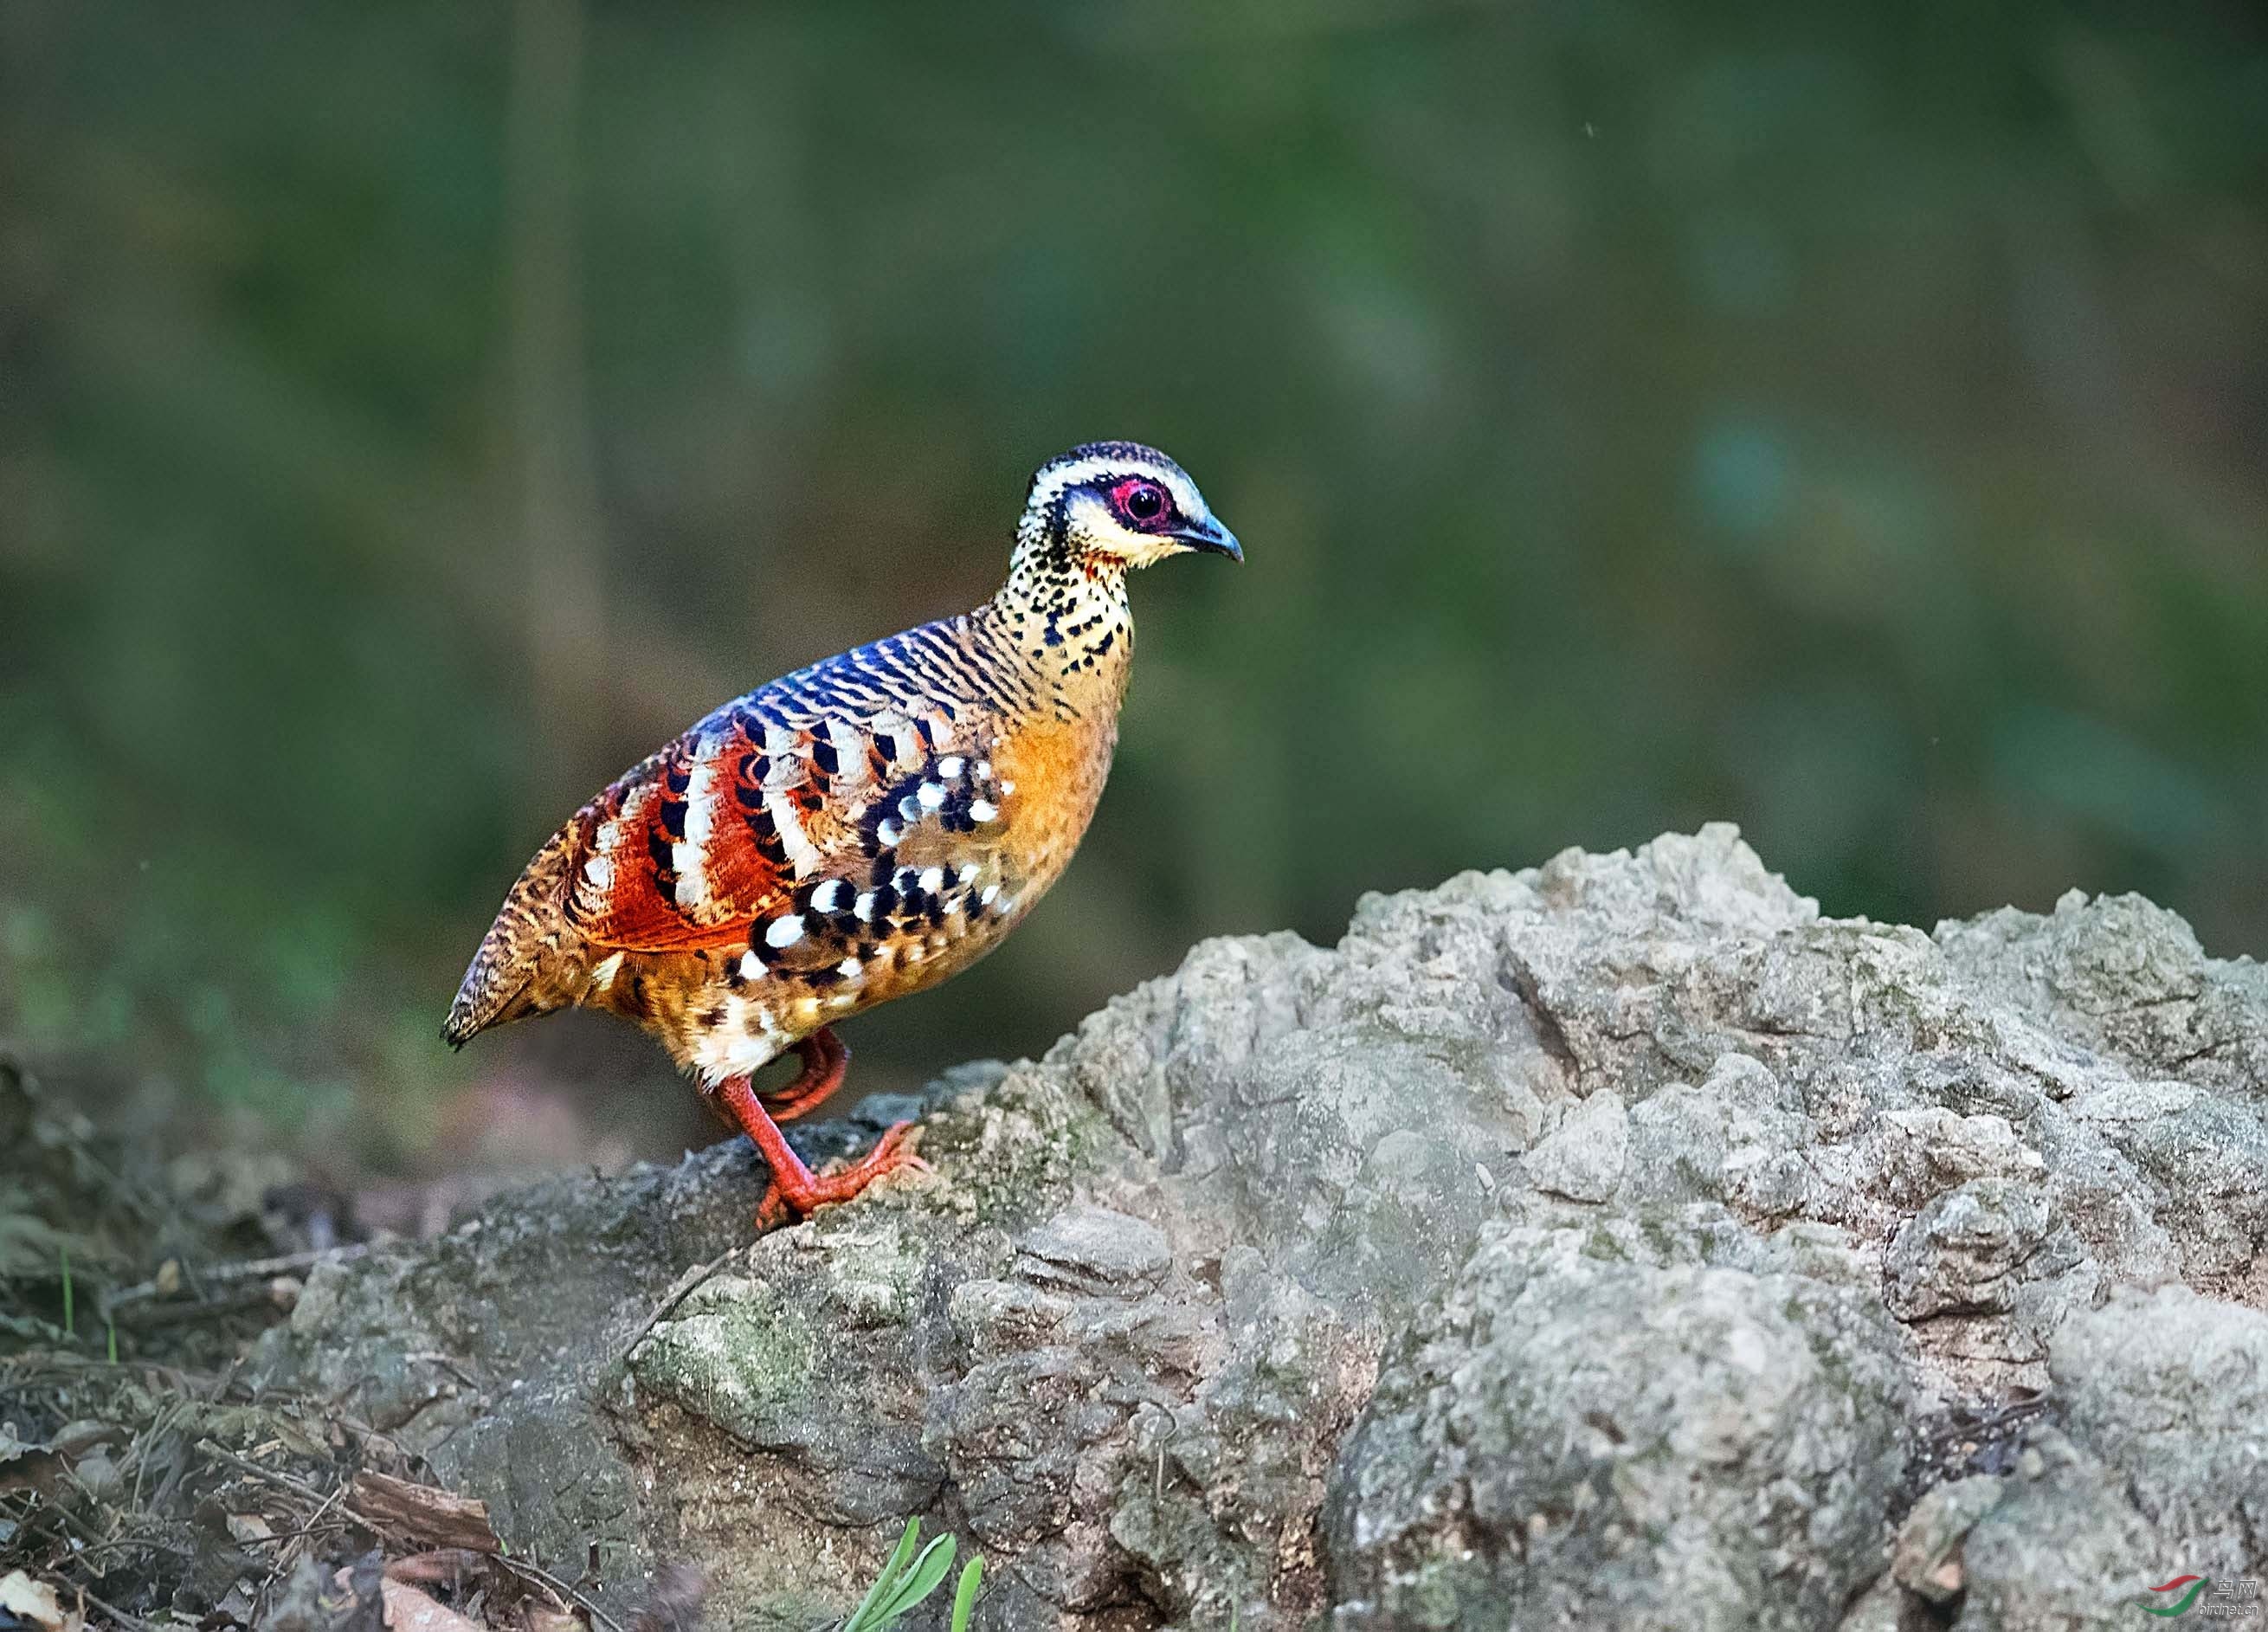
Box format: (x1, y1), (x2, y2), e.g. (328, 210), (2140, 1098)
(445, 442), (1240, 1224)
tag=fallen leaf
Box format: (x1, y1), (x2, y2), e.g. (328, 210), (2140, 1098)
(224, 1513), (275, 1545)
(48, 1422), (125, 1460)
(205, 1577), (259, 1629)
(0, 1443), (61, 1496)
(0, 1570), (84, 1632)
(377, 1579), (484, 1632)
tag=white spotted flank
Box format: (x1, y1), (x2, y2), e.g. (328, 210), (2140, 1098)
(764, 914), (805, 950)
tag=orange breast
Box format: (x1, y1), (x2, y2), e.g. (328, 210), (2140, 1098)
(990, 709), (1120, 902)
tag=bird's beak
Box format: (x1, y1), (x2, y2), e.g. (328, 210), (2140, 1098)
(1173, 516), (1243, 563)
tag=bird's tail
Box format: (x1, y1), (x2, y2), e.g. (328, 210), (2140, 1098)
(442, 838), (594, 1048)
(445, 931), (537, 1047)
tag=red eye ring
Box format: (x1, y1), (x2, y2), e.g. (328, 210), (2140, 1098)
(1113, 479), (1169, 526)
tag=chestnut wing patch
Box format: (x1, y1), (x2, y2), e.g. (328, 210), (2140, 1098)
(566, 716), (801, 952)
(563, 698), (995, 957)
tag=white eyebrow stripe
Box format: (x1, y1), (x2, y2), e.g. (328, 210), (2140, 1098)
(1028, 455), (1132, 507)
(1028, 454), (1205, 524)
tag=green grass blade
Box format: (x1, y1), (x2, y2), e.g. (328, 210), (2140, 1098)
(949, 1556), (982, 1632)
(873, 1534), (956, 1620)
(843, 1519), (923, 1631)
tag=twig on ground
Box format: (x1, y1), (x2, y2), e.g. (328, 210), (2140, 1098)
(619, 1243), (746, 1362)
(68, 1537), (197, 1564)
(109, 1288), (288, 1329)
(300, 1467), (356, 1538)
(347, 1470), (499, 1553)
(194, 1438), (332, 1505)
(196, 1439), (622, 1632)
(127, 1397), (186, 1514)
(491, 1552), (629, 1632)
(103, 1246), (367, 1317)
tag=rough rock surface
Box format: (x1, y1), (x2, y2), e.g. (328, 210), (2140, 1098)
(254, 827), (2268, 1629)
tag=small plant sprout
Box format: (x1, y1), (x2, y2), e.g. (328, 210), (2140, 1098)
(840, 1519), (982, 1632)
(950, 1556), (982, 1632)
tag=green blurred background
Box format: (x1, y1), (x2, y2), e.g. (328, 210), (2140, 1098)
(3, 0), (2265, 1173)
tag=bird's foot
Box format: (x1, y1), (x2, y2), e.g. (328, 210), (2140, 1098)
(755, 1122), (933, 1231)
(713, 1043), (931, 1232)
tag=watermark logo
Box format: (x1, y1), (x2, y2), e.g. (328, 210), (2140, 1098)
(2144, 1578), (2209, 1618)
(2140, 1576), (2262, 1621)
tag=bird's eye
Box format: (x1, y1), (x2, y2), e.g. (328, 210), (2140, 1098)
(1119, 481), (1167, 524)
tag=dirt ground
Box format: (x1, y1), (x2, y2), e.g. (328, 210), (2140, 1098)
(0, 1049), (704, 1632)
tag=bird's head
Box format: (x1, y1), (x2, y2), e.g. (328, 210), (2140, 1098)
(1014, 442), (1242, 574)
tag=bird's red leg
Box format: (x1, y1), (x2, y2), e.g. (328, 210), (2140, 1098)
(761, 1026), (850, 1122)
(712, 1030), (929, 1229)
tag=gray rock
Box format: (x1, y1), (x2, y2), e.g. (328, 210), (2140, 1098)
(1891, 1475), (2003, 1603)
(1884, 1178), (2053, 1321)
(251, 828), (2268, 1629)
(1521, 1087), (1626, 1202)
(1326, 1218), (1911, 1630)
(1946, 1429), (2163, 1632)
(1937, 890), (2268, 1099)
(2051, 1287), (2268, 1584)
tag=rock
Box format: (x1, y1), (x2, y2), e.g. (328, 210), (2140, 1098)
(1883, 1178), (2053, 1321)
(2050, 1286), (2268, 1585)
(1937, 890), (2268, 1098)
(250, 827), (2268, 1629)
(1944, 1429), (2163, 1632)
(1326, 1216), (1910, 1630)
(1891, 1476), (2002, 1603)
(1521, 1087), (1625, 1201)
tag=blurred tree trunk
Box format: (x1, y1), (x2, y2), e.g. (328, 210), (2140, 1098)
(506, 0), (607, 820)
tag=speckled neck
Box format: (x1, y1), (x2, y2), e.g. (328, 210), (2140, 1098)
(985, 545), (1136, 717)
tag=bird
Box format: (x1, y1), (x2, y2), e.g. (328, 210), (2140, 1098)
(443, 442), (1241, 1227)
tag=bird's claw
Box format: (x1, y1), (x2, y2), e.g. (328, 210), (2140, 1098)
(756, 1120), (930, 1230)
